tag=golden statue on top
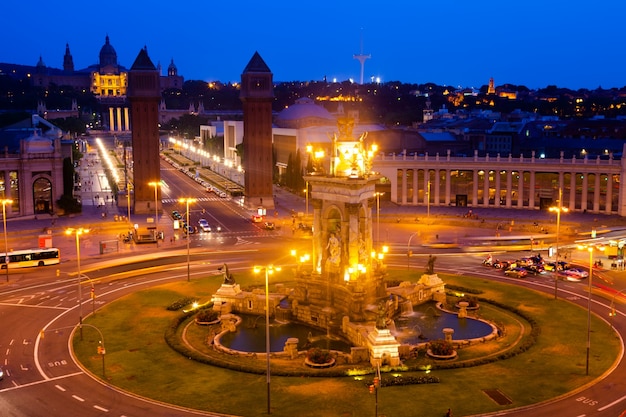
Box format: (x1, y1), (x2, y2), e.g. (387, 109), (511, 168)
(328, 117), (376, 178)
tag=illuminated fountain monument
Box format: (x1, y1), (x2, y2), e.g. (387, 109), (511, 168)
(290, 117), (445, 367)
(213, 117), (448, 367)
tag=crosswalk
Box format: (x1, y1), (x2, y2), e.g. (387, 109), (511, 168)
(161, 196), (225, 204)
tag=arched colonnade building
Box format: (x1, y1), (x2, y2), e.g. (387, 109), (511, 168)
(373, 145), (626, 217)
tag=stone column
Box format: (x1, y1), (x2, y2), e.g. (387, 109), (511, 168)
(401, 169), (407, 205)
(581, 173), (589, 212)
(506, 170), (513, 207)
(472, 170), (479, 206)
(116, 107), (122, 132)
(444, 169), (451, 206)
(529, 171), (536, 209)
(593, 173), (601, 212)
(109, 107), (115, 132)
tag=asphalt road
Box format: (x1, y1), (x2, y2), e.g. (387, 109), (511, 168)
(0, 140), (624, 416)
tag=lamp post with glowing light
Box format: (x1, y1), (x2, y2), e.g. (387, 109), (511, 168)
(66, 227), (89, 340)
(407, 231), (419, 270)
(374, 192), (384, 247)
(179, 198), (196, 281)
(148, 181), (161, 243)
(577, 243), (604, 376)
(427, 180), (431, 218)
(549, 188), (568, 299)
(253, 264), (281, 415)
(304, 182), (309, 217)
(1, 199), (12, 282)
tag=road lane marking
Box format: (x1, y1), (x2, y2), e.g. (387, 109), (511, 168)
(72, 394), (85, 402)
(55, 384), (66, 391)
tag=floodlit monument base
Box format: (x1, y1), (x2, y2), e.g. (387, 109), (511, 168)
(367, 327), (401, 367)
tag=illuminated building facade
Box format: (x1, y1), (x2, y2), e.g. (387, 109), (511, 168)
(373, 147), (626, 216)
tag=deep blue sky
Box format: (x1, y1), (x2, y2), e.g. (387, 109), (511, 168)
(3, 1), (625, 90)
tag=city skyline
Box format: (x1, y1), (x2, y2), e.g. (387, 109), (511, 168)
(2, 0), (626, 90)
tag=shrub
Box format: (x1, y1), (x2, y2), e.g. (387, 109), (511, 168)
(306, 348), (333, 364)
(459, 295), (479, 307)
(166, 297), (196, 311)
(429, 339), (454, 356)
(196, 309), (219, 322)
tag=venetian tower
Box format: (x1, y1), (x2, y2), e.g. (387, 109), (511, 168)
(290, 117), (385, 327)
(128, 47), (161, 215)
(240, 52), (275, 210)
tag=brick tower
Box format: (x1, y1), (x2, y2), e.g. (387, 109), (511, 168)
(240, 51), (274, 210)
(128, 47), (161, 215)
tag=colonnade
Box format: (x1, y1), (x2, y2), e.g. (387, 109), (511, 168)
(107, 107), (130, 132)
(374, 148), (626, 216)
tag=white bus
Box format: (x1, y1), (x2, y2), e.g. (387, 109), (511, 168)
(0, 248), (61, 269)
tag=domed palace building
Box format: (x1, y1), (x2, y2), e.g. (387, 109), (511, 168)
(29, 35), (183, 131)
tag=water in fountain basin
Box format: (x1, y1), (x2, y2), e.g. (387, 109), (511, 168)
(392, 302), (493, 344)
(219, 314), (352, 353)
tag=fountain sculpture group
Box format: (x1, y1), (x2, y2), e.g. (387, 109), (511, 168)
(212, 117), (448, 367)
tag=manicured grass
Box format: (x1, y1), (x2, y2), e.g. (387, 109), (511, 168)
(74, 272), (621, 417)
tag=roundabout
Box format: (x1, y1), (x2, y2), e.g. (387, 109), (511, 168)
(70, 266), (621, 417)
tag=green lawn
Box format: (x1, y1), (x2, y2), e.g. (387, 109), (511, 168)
(74, 272), (621, 417)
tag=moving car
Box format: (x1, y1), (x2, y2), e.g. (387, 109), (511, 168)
(504, 267), (528, 278)
(171, 210), (182, 220)
(198, 219), (212, 232)
(558, 268), (589, 281)
(263, 221), (275, 230)
(252, 214), (263, 223)
(0, 366), (4, 380)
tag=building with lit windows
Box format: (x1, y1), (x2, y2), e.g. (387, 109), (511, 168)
(6, 36), (183, 132)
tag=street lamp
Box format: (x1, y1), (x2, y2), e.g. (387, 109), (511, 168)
(1, 199), (12, 282)
(304, 182), (309, 217)
(65, 227), (89, 340)
(253, 264), (281, 415)
(427, 180), (431, 218)
(290, 249), (310, 276)
(549, 188), (568, 299)
(148, 181), (161, 242)
(179, 198), (196, 281)
(577, 243), (604, 376)
(407, 231), (419, 270)
(126, 182), (132, 225)
(609, 288), (626, 329)
(375, 192), (384, 247)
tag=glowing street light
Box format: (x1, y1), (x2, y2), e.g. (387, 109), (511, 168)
(577, 243), (604, 375)
(304, 182), (309, 217)
(407, 232), (419, 270)
(253, 264), (281, 415)
(1, 199), (12, 282)
(179, 198), (197, 281)
(374, 192), (384, 247)
(549, 188), (568, 299)
(65, 227), (89, 340)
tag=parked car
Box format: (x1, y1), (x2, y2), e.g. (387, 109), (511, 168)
(504, 267), (528, 278)
(523, 264), (544, 275)
(492, 259), (511, 269)
(543, 261), (568, 272)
